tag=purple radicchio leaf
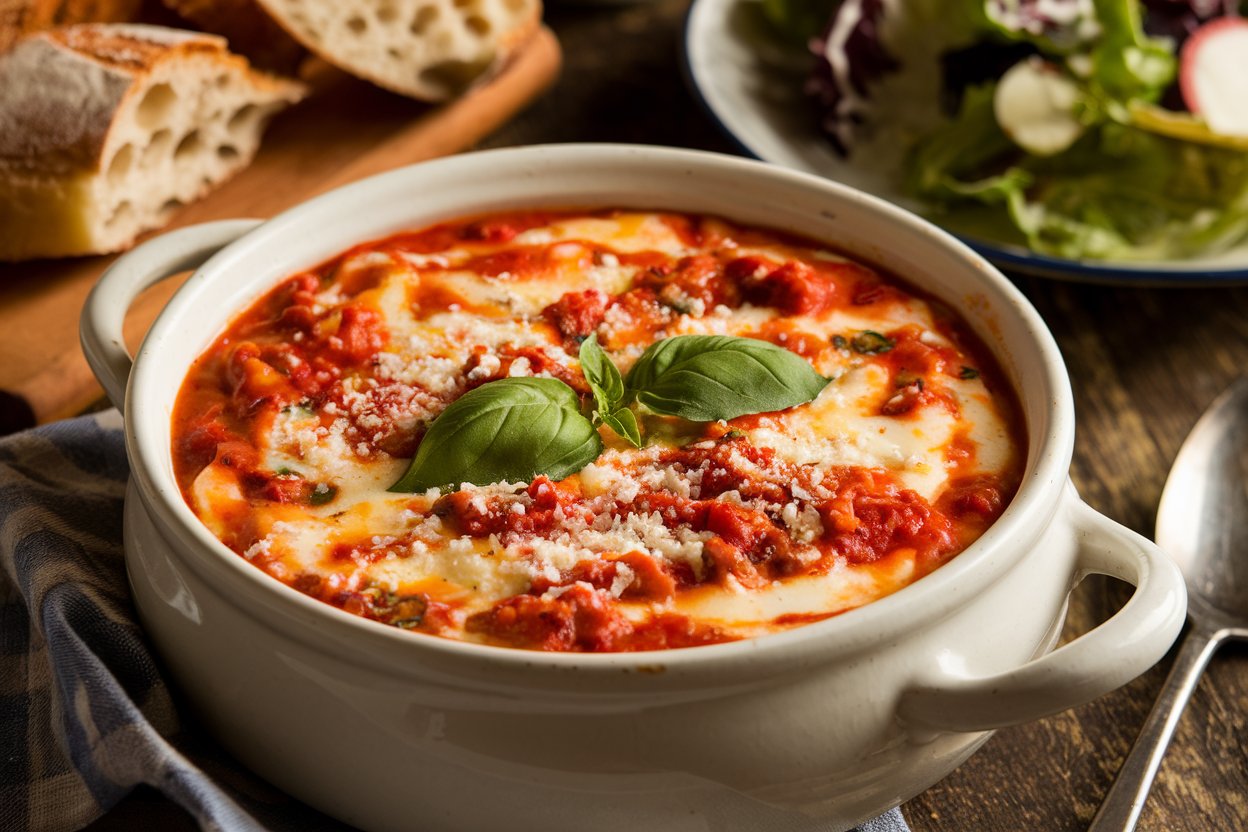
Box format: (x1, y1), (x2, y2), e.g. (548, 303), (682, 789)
(1141, 0), (1236, 43)
(805, 0), (900, 156)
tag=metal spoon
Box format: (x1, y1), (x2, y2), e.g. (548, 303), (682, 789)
(1088, 377), (1248, 831)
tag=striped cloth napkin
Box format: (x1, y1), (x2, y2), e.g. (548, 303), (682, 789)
(0, 412), (911, 832)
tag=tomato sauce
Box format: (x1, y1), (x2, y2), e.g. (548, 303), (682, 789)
(171, 210), (1024, 652)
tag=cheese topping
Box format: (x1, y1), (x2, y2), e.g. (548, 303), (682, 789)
(172, 210), (1023, 652)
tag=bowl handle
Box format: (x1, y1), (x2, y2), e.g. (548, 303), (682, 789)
(898, 489), (1187, 732)
(80, 220), (262, 414)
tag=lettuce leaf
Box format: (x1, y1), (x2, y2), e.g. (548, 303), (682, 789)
(1087, 0), (1176, 105)
(762, 0), (837, 44)
(905, 83), (1031, 202)
(909, 102), (1248, 259)
(1009, 126), (1248, 259)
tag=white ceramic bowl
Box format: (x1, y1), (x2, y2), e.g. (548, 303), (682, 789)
(82, 145), (1186, 832)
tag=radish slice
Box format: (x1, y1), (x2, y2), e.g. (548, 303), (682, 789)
(1180, 17), (1248, 137)
(993, 57), (1084, 156)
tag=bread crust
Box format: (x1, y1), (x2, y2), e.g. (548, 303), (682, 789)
(0, 0), (142, 52)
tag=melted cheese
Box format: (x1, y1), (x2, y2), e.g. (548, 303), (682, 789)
(175, 210), (1023, 651)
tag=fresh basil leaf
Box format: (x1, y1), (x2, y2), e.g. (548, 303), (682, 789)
(624, 334), (828, 421)
(579, 333), (626, 414)
(579, 334), (642, 446)
(601, 407), (642, 448)
(389, 378), (602, 492)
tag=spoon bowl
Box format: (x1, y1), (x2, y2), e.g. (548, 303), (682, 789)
(1156, 377), (1248, 635)
(1090, 376), (1248, 830)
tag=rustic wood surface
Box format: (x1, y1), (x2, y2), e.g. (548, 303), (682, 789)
(85, 0), (1247, 829)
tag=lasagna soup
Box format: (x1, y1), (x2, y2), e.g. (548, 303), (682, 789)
(173, 210), (1023, 652)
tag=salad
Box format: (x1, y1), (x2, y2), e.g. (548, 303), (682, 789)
(767, 0), (1248, 261)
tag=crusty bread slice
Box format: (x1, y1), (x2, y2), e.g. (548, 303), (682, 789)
(0, 24), (306, 261)
(159, 0), (305, 74)
(254, 0), (541, 102)
(0, 0), (142, 53)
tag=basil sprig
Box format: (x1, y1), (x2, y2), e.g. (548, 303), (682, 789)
(624, 334), (829, 422)
(389, 334), (828, 492)
(389, 378), (602, 492)
(580, 335), (642, 447)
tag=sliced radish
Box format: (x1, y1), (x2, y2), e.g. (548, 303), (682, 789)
(1180, 17), (1248, 137)
(993, 57), (1084, 156)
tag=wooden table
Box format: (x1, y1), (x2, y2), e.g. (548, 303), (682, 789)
(89, 0), (1248, 829)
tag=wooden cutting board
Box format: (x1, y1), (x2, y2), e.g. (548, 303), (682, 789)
(0, 27), (561, 433)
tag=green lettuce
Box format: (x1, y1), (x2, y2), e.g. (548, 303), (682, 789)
(897, 0), (1248, 260)
(762, 0), (837, 45)
(1008, 127), (1248, 260)
(908, 91), (1248, 260)
(905, 83), (1031, 203)
(1087, 0), (1176, 106)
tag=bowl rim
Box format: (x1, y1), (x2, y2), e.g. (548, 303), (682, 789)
(123, 143), (1075, 677)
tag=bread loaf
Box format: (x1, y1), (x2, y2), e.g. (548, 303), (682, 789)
(253, 0), (541, 102)
(159, 0), (304, 74)
(0, 24), (306, 261)
(0, 0), (142, 52)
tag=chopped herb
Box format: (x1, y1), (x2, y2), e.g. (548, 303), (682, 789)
(658, 285), (696, 315)
(960, 366), (980, 380)
(851, 331), (894, 355)
(390, 596), (428, 628)
(661, 297), (695, 315)
(895, 371), (924, 390)
(719, 429), (745, 441)
(281, 401), (315, 418)
(309, 482), (338, 505)
(832, 335), (848, 349)
(274, 467), (300, 478)
(362, 586), (396, 607)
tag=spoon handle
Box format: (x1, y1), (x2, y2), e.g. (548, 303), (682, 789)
(1087, 625), (1223, 832)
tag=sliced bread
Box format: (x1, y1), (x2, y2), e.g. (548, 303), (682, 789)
(0, 23), (306, 261)
(254, 0), (541, 102)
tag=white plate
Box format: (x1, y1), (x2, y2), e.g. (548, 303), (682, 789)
(682, 0), (1248, 285)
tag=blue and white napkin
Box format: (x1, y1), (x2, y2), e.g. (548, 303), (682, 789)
(0, 412), (910, 832)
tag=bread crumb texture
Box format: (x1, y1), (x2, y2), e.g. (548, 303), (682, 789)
(255, 0), (541, 101)
(0, 23), (306, 261)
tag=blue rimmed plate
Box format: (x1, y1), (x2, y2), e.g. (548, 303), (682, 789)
(682, 0), (1248, 286)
